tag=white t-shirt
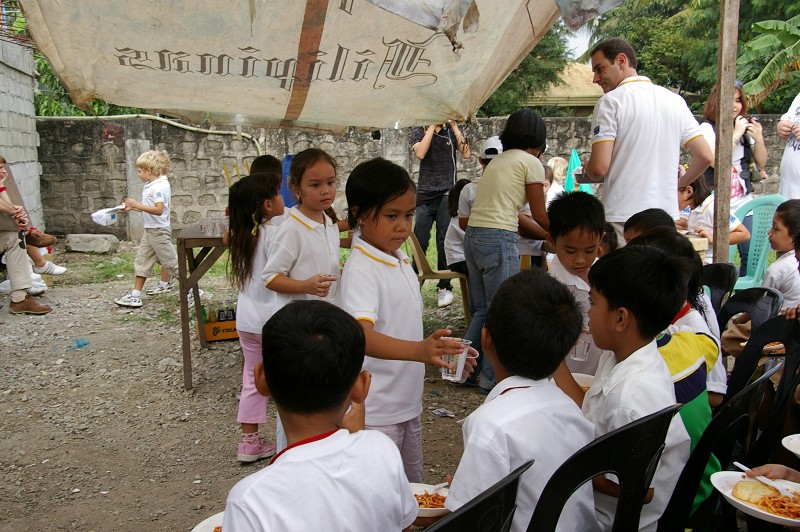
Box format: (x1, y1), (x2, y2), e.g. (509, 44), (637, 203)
(444, 216), (465, 266)
(447, 376), (601, 532)
(262, 206), (341, 305)
(235, 222), (281, 334)
(517, 203), (543, 256)
(223, 429), (418, 532)
(548, 255), (604, 375)
(458, 181), (478, 219)
(337, 234), (425, 426)
(141, 176), (171, 228)
(763, 251), (800, 309)
(546, 181), (565, 207)
(582, 342), (691, 532)
(687, 194), (743, 264)
(779, 92), (800, 199)
(468, 150), (546, 232)
(591, 76), (703, 223)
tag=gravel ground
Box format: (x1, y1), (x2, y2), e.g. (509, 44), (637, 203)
(0, 247), (484, 531)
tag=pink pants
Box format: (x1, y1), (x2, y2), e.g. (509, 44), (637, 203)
(237, 331), (269, 425)
(368, 415), (423, 483)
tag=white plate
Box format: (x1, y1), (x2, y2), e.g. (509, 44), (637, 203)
(711, 471), (800, 526)
(572, 373), (594, 391)
(410, 483), (450, 518)
(738, 341), (784, 353)
(783, 434), (800, 459)
(191, 511), (224, 532)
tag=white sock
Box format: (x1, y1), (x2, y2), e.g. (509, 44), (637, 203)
(159, 280), (169, 288)
(131, 290), (142, 297)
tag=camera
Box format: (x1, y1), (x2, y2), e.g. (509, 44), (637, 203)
(748, 115), (761, 122)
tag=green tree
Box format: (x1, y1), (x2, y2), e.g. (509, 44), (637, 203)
(479, 21), (571, 117)
(737, 14), (800, 110)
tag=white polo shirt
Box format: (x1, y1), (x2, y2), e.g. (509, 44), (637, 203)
(236, 222), (281, 334)
(141, 176), (172, 228)
(444, 216), (465, 266)
(262, 206), (341, 304)
(687, 194), (743, 264)
(583, 342), (691, 532)
(223, 429), (418, 531)
(447, 375), (601, 532)
(337, 234), (425, 426)
(458, 181), (478, 219)
(548, 255), (603, 375)
(763, 252), (800, 309)
(591, 76), (703, 223)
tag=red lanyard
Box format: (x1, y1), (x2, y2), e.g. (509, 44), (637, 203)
(499, 386), (531, 395)
(672, 302), (691, 324)
(269, 429), (339, 465)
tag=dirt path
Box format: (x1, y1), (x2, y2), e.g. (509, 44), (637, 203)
(0, 250), (483, 531)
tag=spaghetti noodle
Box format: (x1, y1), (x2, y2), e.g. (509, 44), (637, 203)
(415, 491), (446, 508)
(756, 493), (800, 520)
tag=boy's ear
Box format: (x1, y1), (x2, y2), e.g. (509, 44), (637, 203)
(254, 362), (270, 397)
(686, 185), (694, 197)
(545, 232), (555, 249)
(350, 370), (371, 405)
(615, 306), (632, 332)
(262, 197), (273, 214)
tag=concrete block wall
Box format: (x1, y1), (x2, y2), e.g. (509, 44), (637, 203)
(0, 40), (43, 229)
(36, 114), (784, 240)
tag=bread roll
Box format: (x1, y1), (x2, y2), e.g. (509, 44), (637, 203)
(732, 480), (780, 503)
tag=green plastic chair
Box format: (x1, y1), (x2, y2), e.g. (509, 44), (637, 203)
(728, 194), (786, 291)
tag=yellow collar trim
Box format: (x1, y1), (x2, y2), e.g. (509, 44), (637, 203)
(354, 245), (397, 267)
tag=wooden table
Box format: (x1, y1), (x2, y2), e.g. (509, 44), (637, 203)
(177, 226), (227, 390)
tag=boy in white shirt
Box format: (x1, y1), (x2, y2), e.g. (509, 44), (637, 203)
(224, 300), (417, 532)
(115, 150), (179, 308)
(547, 191), (606, 375)
(435, 271), (600, 532)
(555, 246), (692, 531)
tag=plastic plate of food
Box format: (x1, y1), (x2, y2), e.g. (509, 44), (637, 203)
(783, 434), (800, 459)
(191, 511), (224, 532)
(738, 341), (785, 354)
(711, 471), (800, 526)
(572, 373), (594, 393)
(410, 483), (450, 518)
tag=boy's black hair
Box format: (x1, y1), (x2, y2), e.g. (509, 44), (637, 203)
(627, 227), (704, 312)
(589, 246), (691, 339)
(262, 300), (365, 414)
(499, 108), (547, 152)
(776, 200), (800, 241)
(623, 208), (675, 234)
(600, 222), (619, 254)
(685, 176), (711, 209)
(346, 158), (416, 229)
(249, 154), (282, 175)
(547, 191), (605, 240)
(448, 179), (471, 218)
(485, 270), (582, 380)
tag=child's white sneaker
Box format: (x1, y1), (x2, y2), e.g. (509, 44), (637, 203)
(33, 261), (67, 275)
(146, 281), (174, 295)
(114, 293), (142, 308)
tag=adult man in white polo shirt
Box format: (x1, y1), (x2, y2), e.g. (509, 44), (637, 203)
(580, 38), (712, 242)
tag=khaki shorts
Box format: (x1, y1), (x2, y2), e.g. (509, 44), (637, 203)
(134, 227), (178, 279)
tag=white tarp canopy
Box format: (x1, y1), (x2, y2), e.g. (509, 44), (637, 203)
(20, 0), (567, 132)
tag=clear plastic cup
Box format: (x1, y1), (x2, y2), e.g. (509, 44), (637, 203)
(440, 338), (473, 383)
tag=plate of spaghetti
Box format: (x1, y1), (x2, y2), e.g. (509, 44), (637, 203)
(711, 471), (800, 526)
(410, 483), (450, 517)
(191, 511), (224, 532)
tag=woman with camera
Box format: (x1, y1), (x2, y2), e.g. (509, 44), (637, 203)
(699, 81), (768, 274)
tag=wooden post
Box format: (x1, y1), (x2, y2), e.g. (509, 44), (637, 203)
(712, 0), (740, 262)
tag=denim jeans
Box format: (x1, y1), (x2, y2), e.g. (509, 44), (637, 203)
(738, 214), (753, 277)
(414, 195), (452, 290)
(464, 227), (520, 391)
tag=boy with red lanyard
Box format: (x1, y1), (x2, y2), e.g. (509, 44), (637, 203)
(423, 271), (600, 532)
(223, 300), (417, 532)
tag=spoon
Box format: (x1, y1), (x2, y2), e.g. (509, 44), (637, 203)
(733, 461), (795, 497)
(428, 481), (449, 493)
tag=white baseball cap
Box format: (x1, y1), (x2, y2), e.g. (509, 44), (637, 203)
(479, 136), (503, 160)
